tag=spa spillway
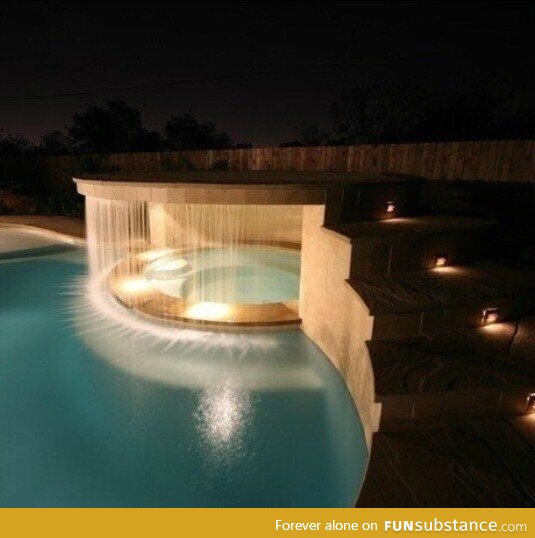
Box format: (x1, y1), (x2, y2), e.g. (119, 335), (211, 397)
(75, 171), (335, 326)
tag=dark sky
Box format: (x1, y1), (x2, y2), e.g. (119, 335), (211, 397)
(0, 1), (533, 145)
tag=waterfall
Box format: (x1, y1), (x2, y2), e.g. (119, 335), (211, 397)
(85, 197), (303, 324)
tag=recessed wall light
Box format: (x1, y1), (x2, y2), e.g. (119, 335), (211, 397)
(435, 255), (448, 267)
(482, 307), (500, 325)
(385, 201), (396, 214)
(527, 394), (535, 414)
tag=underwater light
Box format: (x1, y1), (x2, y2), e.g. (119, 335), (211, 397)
(385, 201), (396, 214)
(157, 258), (189, 271)
(185, 302), (232, 321)
(482, 307), (500, 325)
(435, 255), (448, 267)
(146, 255), (193, 280)
(118, 277), (153, 294)
(137, 248), (174, 262)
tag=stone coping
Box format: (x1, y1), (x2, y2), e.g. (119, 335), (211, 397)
(74, 171), (423, 205)
(0, 216), (86, 244)
(74, 170), (422, 185)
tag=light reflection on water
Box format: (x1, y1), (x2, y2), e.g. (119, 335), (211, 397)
(195, 384), (254, 472)
(69, 270), (320, 392)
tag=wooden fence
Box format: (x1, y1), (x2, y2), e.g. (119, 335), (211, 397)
(100, 139), (535, 181)
(3, 139), (534, 192)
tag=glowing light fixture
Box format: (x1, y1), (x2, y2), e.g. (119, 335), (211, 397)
(118, 277), (153, 294)
(137, 248), (174, 262)
(385, 201), (396, 214)
(146, 256), (192, 280)
(527, 394), (535, 414)
(482, 307), (500, 325)
(185, 302), (232, 321)
(435, 254), (448, 267)
(157, 258), (189, 272)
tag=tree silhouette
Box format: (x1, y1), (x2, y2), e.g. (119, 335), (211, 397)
(165, 113), (232, 150)
(331, 85), (535, 144)
(37, 131), (73, 155)
(332, 85), (430, 145)
(0, 131), (30, 157)
(69, 99), (162, 153)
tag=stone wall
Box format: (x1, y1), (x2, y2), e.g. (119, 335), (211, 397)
(300, 205), (380, 449)
(148, 202), (303, 248)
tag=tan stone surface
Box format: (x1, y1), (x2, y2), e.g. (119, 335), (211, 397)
(77, 180), (327, 205)
(300, 205), (378, 449)
(0, 215), (85, 239)
(75, 170), (414, 185)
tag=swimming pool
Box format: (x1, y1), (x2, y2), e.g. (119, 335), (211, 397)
(0, 227), (367, 507)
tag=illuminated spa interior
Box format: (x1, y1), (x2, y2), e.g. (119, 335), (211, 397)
(103, 202), (302, 325)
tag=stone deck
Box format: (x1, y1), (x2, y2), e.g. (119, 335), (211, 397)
(328, 215), (496, 243)
(357, 417), (534, 507)
(369, 317), (535, 396)
(0, 215), (86, 239)
(351, 261), (535, 316)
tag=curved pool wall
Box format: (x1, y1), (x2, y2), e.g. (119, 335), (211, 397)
(0, 227), (368, 506)
(75, 173), (380, 447)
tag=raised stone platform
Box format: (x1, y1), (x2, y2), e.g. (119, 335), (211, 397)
(327, 215), (497, 276)
(370, 318), (535, 396)
(75, 170), (418, 185)
(328, 215), (496, 243)
(352, 261), (535, 316)
(350, 261), (535, 339)
(368, 317), (534, 430)
(74, 171), (422, 207)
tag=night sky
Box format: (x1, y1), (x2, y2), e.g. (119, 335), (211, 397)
(1, 1), (533, 145)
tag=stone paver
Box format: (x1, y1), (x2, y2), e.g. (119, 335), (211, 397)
(357, 419), (534, 507)
(368, 318), (535, 396)
(328, 215), (496, 243)
(351, 262), (535, 315)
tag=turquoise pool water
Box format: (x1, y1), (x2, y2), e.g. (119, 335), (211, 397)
(0, 229), (367, 507)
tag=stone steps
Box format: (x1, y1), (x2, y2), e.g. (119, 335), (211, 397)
(349, 260), (535, 340)
(329, 180), (535, 506)
(327, 215), (497, 277)
(357, 417), (534, 507)
(324, 177), (424, 225)
(367, 317), (535, 431)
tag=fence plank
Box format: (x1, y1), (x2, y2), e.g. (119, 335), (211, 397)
(5, 140), (532, 190)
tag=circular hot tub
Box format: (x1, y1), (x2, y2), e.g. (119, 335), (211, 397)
(145, 246), (300, 304)
(108, 244), (301, 327)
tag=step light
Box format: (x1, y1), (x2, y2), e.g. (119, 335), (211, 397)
(385, 201), (396, 214)
(435, 254), (448, 267)
(482, 307), (500, 325)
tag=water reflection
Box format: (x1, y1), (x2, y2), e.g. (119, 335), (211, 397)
(195, 384), (254, 471)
